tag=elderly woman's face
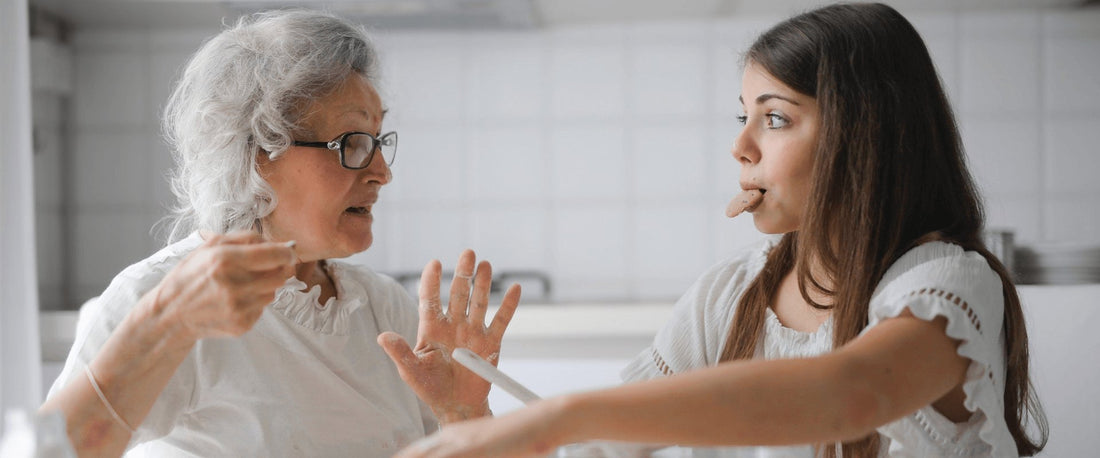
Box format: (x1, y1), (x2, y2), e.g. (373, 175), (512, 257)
(258, 73), (391, 261)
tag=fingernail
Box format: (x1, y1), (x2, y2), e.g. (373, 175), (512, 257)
(285, 241), (299, 264)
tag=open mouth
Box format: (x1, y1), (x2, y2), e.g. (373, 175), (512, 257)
(345, 206), (370, 215)
(746, 189), (766, 211)
(726, 188), (766, 217)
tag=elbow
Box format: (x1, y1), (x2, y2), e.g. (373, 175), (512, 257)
(836, 385), (887, 441)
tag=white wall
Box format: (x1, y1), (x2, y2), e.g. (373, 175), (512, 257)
(34, 7), (1100, 309)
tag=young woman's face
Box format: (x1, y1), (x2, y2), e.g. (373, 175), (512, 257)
(258, 73), (392, 262)
(732, 61), (820, 234)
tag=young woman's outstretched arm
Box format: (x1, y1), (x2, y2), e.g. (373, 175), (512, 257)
(395, 311), (968, 458)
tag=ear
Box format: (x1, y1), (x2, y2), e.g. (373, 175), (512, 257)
(256, 148), (279, 177)
(258, 148), (281, 163)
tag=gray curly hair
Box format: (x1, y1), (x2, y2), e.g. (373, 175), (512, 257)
(161, 9), (380, 243)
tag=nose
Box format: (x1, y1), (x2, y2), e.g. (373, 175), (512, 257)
(731, 125), (759, 166)
(360, 153), (392, 185)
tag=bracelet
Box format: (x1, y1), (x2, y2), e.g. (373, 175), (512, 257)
(84, 365), (137, 434)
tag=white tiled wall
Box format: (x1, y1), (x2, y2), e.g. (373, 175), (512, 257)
(33, 7), (1100, 309)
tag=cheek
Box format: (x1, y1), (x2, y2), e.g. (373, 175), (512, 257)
(271, 172), (347, 219)
(774, 141), (815, 186)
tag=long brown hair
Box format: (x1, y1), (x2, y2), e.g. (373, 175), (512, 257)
(717, 3), (1047, 456)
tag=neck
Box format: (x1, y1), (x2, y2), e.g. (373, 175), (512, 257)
(295, 260), (332, 293)
(295, 259), (338, 307)
(793, 256), (835, 307)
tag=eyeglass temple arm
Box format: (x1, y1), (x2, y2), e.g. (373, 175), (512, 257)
(291, 141), (331, 149)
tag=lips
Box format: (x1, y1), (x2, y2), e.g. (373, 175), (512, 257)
(344, 197), (376, 216)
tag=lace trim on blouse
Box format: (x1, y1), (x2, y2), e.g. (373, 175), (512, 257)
(651, 348), (674, 376)
(905, 288), (984, 334)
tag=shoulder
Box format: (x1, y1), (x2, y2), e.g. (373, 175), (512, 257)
(699, 235), (778, 290)
(121, 233), (202, 279)
(96, 233), (205, 319)
(647, 235), (779, 368)
(694, 234), (780, 297)
(868, 241), (1006, 340)
(873, 241), (1003, 305)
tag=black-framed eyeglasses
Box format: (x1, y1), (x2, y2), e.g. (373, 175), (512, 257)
(292, 131), (398, 169)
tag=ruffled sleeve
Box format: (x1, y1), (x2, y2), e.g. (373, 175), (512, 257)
(621, 236), (777, 383)
(866, 241), (1018, 457)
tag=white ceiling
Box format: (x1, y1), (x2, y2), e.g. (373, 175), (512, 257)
(29, 0), (1093, 30)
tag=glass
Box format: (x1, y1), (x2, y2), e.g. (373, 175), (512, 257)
(292, 131), (398, 169)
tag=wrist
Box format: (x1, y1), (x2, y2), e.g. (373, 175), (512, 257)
(542, 393), (590, 446)
(434, 399), (492, 425)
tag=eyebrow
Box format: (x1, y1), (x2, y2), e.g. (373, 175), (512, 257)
(738, 93), (802, 106)
(339, 108), (388, 128)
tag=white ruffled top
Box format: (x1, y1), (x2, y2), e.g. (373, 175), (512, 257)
(47, 233), (436, 457)
(621, 235), (1017, 457)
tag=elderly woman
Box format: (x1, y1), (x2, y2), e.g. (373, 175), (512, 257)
(39, 10), (518, 457)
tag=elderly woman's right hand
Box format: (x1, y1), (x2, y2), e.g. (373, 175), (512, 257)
(148, 231), (297, 340)
(379, 250), (520, 423)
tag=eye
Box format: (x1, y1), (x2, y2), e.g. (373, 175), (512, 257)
(736, 115), (748, 125)
(766, 112), (789, 129)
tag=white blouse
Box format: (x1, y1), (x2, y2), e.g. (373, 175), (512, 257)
(621, 235), (1017, 457)
(47, 233), (436, 457)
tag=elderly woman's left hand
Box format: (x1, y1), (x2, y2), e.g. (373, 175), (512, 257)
(379, 249), (521, 423)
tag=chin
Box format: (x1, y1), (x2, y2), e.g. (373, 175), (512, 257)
(322, 233), (373, 260)
(345, 234), (373, 256)
(752, 216), (797, 235)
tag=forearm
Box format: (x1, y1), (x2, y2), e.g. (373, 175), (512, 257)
(554, 355), (881, 448)
(39, 290), (197, 457)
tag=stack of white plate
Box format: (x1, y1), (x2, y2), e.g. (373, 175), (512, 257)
(1015, 243), (1100, 285)
(983, 229), (1015, 274)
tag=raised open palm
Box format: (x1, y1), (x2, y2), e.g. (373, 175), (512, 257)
(379, 249), (521, 423)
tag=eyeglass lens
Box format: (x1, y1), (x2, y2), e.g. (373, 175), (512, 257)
(343, 133), (397, 168)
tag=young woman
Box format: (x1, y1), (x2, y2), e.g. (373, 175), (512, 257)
(395, 3), (1047, 457)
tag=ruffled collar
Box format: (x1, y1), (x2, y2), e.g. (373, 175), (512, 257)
(269, 261), (369, 335)
(763, 307), (833, 359)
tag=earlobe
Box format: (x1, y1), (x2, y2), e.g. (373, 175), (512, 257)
(260, 149), (281, 162)
(256, 149), (278, 178)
